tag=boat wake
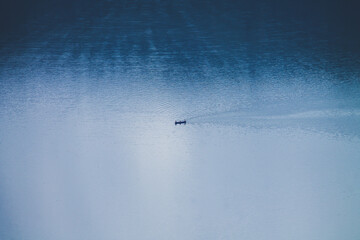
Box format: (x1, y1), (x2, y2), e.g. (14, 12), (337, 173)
(185, 108), (360, 138)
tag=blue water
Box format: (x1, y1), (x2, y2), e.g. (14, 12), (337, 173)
(1, 1), (360, 239)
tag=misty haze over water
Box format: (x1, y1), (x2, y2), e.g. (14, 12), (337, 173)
(1, 0), (360, 239)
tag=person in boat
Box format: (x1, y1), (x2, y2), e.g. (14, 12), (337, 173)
(175, 120), (186, 125)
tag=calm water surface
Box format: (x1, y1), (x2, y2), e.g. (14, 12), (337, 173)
(1, 1), (360, 239)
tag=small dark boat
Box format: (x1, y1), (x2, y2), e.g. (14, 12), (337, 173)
(175, 120), (186, 125)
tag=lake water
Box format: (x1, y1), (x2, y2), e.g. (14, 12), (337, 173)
(1, 1), (360, 239)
